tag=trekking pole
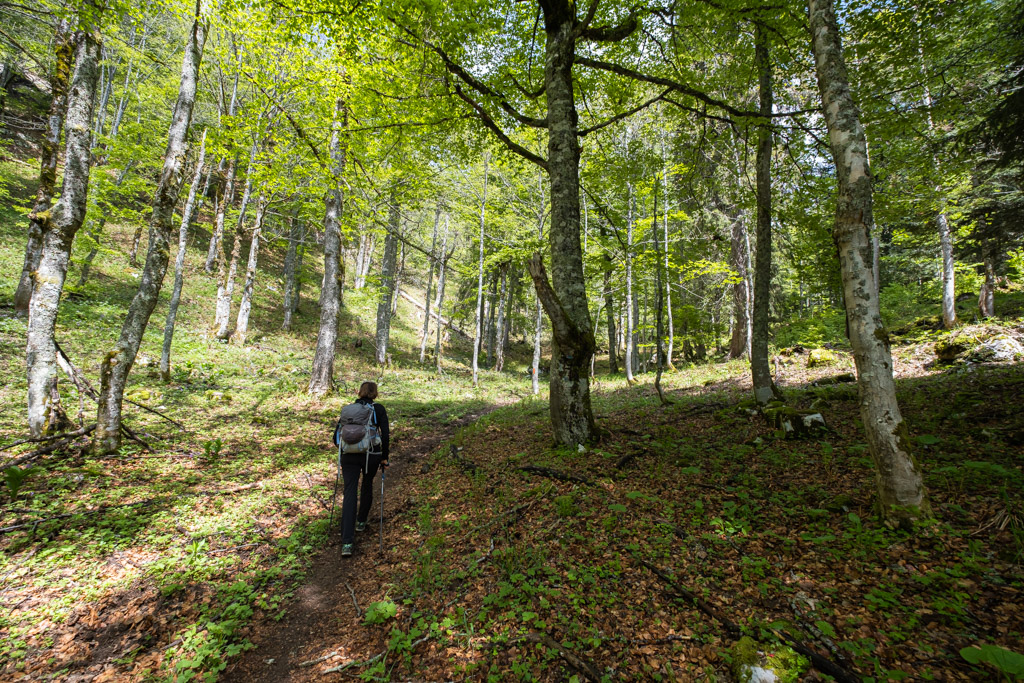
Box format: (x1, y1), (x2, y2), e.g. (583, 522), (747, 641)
(379, 467), (385, 552)
(328, 440), (342, 531)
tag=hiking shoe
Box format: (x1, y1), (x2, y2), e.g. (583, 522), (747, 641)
(355, 521), (367, 532)
(341, 544), (353, 557)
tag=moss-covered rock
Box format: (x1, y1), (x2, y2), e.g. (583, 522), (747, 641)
(728, 636), (809, 683)
(762, 402), (827, 438)
(969, 335), (1024, 362)
(806, 348), (838, 367)
(934, 338), (968, 361)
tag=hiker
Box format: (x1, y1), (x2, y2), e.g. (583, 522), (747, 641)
(335, 381), (390, 557)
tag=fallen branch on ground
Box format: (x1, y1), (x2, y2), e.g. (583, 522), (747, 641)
(516, 465), (593, 486)
(344, 581), (361, 616)
(637, 558), (860, 683)
(1, 425), (96, 471)
(523, 633), (603, 681)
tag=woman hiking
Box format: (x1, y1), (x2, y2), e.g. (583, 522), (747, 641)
(335, 381), (390, 557)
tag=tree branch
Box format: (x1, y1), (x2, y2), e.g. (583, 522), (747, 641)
(453, 84), (549, 169)
(579, 88), (670, 136)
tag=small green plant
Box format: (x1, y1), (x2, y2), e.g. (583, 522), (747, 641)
(202, 438), (223, 461)
(4, 466), (41, 500)
(363, 599), (398, 625)
(960, 644), (1024, 680)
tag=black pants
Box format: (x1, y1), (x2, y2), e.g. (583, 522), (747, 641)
(340, 452), (382, 544)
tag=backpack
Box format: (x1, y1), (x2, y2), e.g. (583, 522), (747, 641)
(333, 401), (382, 454)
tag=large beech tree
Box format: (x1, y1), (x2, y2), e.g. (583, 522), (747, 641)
(808, 0), (929, 523)
(95, 4), (207, 454)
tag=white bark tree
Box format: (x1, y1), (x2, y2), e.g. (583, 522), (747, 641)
(809, 0), (930, 525)
(95, 7), (206, 453)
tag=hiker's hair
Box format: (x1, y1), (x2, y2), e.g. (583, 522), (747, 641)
(358, 381), (378, 400)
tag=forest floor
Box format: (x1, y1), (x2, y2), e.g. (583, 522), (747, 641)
(1, 159), (1023, 681)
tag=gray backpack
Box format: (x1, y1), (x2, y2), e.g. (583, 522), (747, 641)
(336, 402), (381, 455)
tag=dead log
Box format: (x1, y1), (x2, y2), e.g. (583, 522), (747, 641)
(516, 465), (593, 486)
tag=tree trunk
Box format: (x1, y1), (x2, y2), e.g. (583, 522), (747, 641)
(26, 25), (100, 437)
(624, 184), (637, 383)
(435, 251), (452, 375)
(214, 139), (258, 340)
(751, 25), (780, 406)
(729, 214), (751, 359)
(308, 99), (347, 395)
(204, 74), (239, 273)
(94, 9), (204, 453)
(809, 0), (929, 525)
(472, 153), (488, 386)
(485, 270), (498, 367)
(872, 233), (881, 299)
(160, 130), (207, 381)
(978, 240), (996, 318)
(495, 263), (508, 371)
(206, 155), (237, 273)
(528, 9), (596, 445)
(653, 177), (668, 405)
(375, 195), (400, 366)
(603, 265), (618, 373)
(937, 212), (956, 328)
(234, 193), (266, 345)
(282, 212), (301, 330)
(661, 138), (675, 370)
(15, 20), (73, 315)
(419, 203), (441, 363)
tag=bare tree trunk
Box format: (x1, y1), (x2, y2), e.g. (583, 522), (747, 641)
(729, 214), (751, 359)
(25, 24), (100, 437)
(94, 9), (205, 453)
(160, 130), (207, 381)
(485, 271), (498, 367)
(391, 241), (404, 318)
(624, 184), (637, 384)
(872, 233), (881, 299)
(282, 212), (301, 330)
(15, 20), (73, 315)
(294, 237), (304, 312)
(495, 263), (508, 371)
(205, 73), (239, 273)
(978, 240), (996, 318)
(420, 204), (441, 363)
(234, 193), (266, 345)
(937, 213), (956, 328)
(751, 26), (780, 406)
(527, 11), (596, 445)
(308, 99), (347, 395)
(375, 195), (400, 366)
(214, 139), (258, 340)
(653, 177), (668, 405)
(809, 0), (929, 525)
(603, 265), (618, 373)
(435, 243), (452, 376)
(472, 153), (488, 387)
(207, 155), (236, 273)
(661, 138), (675, 370)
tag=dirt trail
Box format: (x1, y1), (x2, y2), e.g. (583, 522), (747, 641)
(220, 408), (490, 682)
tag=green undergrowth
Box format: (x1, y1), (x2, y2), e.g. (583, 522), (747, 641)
(0, 209), (529, 680)
(376, 361), (1024, 682)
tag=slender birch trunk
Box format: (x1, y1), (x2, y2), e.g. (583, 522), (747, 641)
(978, 240), (995, 318)
(624, 184), (637, 384)
(25, 24), (100, 437)
(95, 9), (205, 453)
(160, 130), (207, 381)
(435, 237), (452, 375)
(729, 213), (751, 359)
(205, 74), (239, 273)
(603, 265), (618, 373)
(233, 192), (266, 345)
(282, 212), (301, 330)
(532, 169), (545, 394)
(15, 20), (73, 315)
(809, 0), (929, 524)
(661, 138), (675, 370)
(751, 25), (780, 405)
(419, 204), (441, 363)
(472, 153), (488, 387)
(214, 139), (258, 340)
(653, 177), (668, 404)
(495, 264), (508, 371)
(375, 196), (400, 366)
(308, 99), (346, 395)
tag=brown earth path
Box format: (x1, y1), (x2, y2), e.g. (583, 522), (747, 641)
(220, 407), (497, 682)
